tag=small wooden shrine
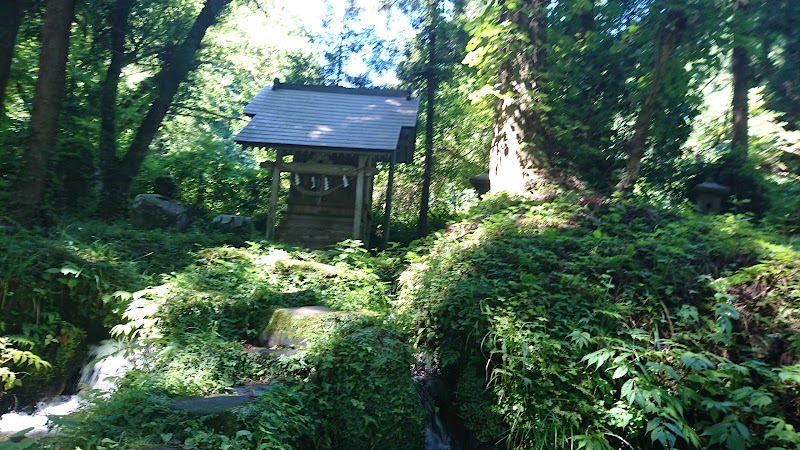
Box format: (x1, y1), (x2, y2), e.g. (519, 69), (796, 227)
(234, 80), (420, 248)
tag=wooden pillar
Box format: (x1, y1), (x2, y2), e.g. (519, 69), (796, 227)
(266, 149), (284, 240)
(364, 157), (374, 246)
(382, 152), (396, 242)
(365, 157), (374, 210)
(352, 154), (367, 240)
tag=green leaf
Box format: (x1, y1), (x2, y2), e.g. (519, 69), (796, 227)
(680, 351), (714, 371)
(621, 378), (636, 404)
(582, 348), (615, 369)
(612, 365), (628, 379)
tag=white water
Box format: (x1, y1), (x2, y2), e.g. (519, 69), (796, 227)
(0, 340), (135, 438)
(414, 375), (456, 450)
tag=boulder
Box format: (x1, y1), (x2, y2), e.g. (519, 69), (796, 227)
(130, 194), (189, 230)
(258, 306), (334, 348)
(211, 214), (253, 235)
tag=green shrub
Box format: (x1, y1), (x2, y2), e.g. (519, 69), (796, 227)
(54, 372), (183, 449)
(0, 225), (143, 401)
(150, 243), (392, 343)
(303, 316), (425, 450)
(0, 334), (51, 391)
(398, 197), (800, 449)
(155, 338), (267, 397)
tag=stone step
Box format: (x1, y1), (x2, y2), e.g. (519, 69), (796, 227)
(167, 382), (276, 415)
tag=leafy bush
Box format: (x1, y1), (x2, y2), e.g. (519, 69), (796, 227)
(54, 372), (184, 449)
(0, 219), (252, 406)
(147, 243), (392, 343)
(155, 338), (267, 397)
(0, 225), (143, 404)
(302, 315), (425, 450)
(397, 197), (800, 449)
(0, 334), (51, 391)
(53, 240), (421, 450)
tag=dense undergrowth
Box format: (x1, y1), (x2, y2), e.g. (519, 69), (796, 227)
(0, 222), (244, 407)
(397, 195), (800, 449)
(1, 195), (799, 450)
(1, 224), (422, 449)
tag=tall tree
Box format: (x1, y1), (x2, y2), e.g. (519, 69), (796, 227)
(315, 3), (400, 87)
(731, 0), (750, 158)
(98, 0), (233, 217)
(6, 0), (76, 226)
(757, 0), (800, 129)
(416, 0), (438, 236)
(97, 0), (134, 212)
(616, 8), (687, 193)
(484, 0), (561, 195)
(0, 0), (27, 114)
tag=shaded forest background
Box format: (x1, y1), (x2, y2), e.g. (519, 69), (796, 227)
(1, 0), (799, 233)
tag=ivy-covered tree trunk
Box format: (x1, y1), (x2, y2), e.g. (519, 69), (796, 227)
(0, 0), (26, 113)
(7, 0), (76, 227)
(98, 0), (233, 218)
(489, 0), (561, 196)
(417, 0), (438, 237)
(615, 13), (683, 193)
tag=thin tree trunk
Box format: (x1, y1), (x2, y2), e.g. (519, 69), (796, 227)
(0, 0), (27, 114)
(7, 0), (76, 226)
(489, 0), (556, 195)
(731, 45), (749, 158)
(615, 24), (680, 193)
(98, 0), (134, 206)
(417, 0), (437, 237)
(98, 0), (232, 217)
(731, 0), (750, 159)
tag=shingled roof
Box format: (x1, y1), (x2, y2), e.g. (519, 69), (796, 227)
(234, 81), (420, 163)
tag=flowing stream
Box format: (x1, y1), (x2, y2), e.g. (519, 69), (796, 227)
(415, 376), (457, 450)
(413, 354), (458, 450)
(0, 340), (134, 437)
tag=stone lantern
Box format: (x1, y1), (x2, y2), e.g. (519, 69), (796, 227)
(694, 181), (731, 214)
(469, 173), (491, 198)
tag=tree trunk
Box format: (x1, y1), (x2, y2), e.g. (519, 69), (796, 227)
(731, 45), (749, 158)
(615, 21), (681, 193)
(98, 0), (134, 209)
(6, 0), (75, 227)
(98, 0), (232, 217)
(489, 0), (556, 196)
(0, 0), (26, 114)
(731, 0), (750, 159)
(417, 0), (437, 237)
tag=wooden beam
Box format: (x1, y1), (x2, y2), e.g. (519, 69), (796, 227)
(352, 155), (367, 241)
(266, 150), (284, 240)
(383, 152), (396, 242)
(259, 161), (377, 176)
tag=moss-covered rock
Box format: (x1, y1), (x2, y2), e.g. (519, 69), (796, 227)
(258, 306), (334, 348)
